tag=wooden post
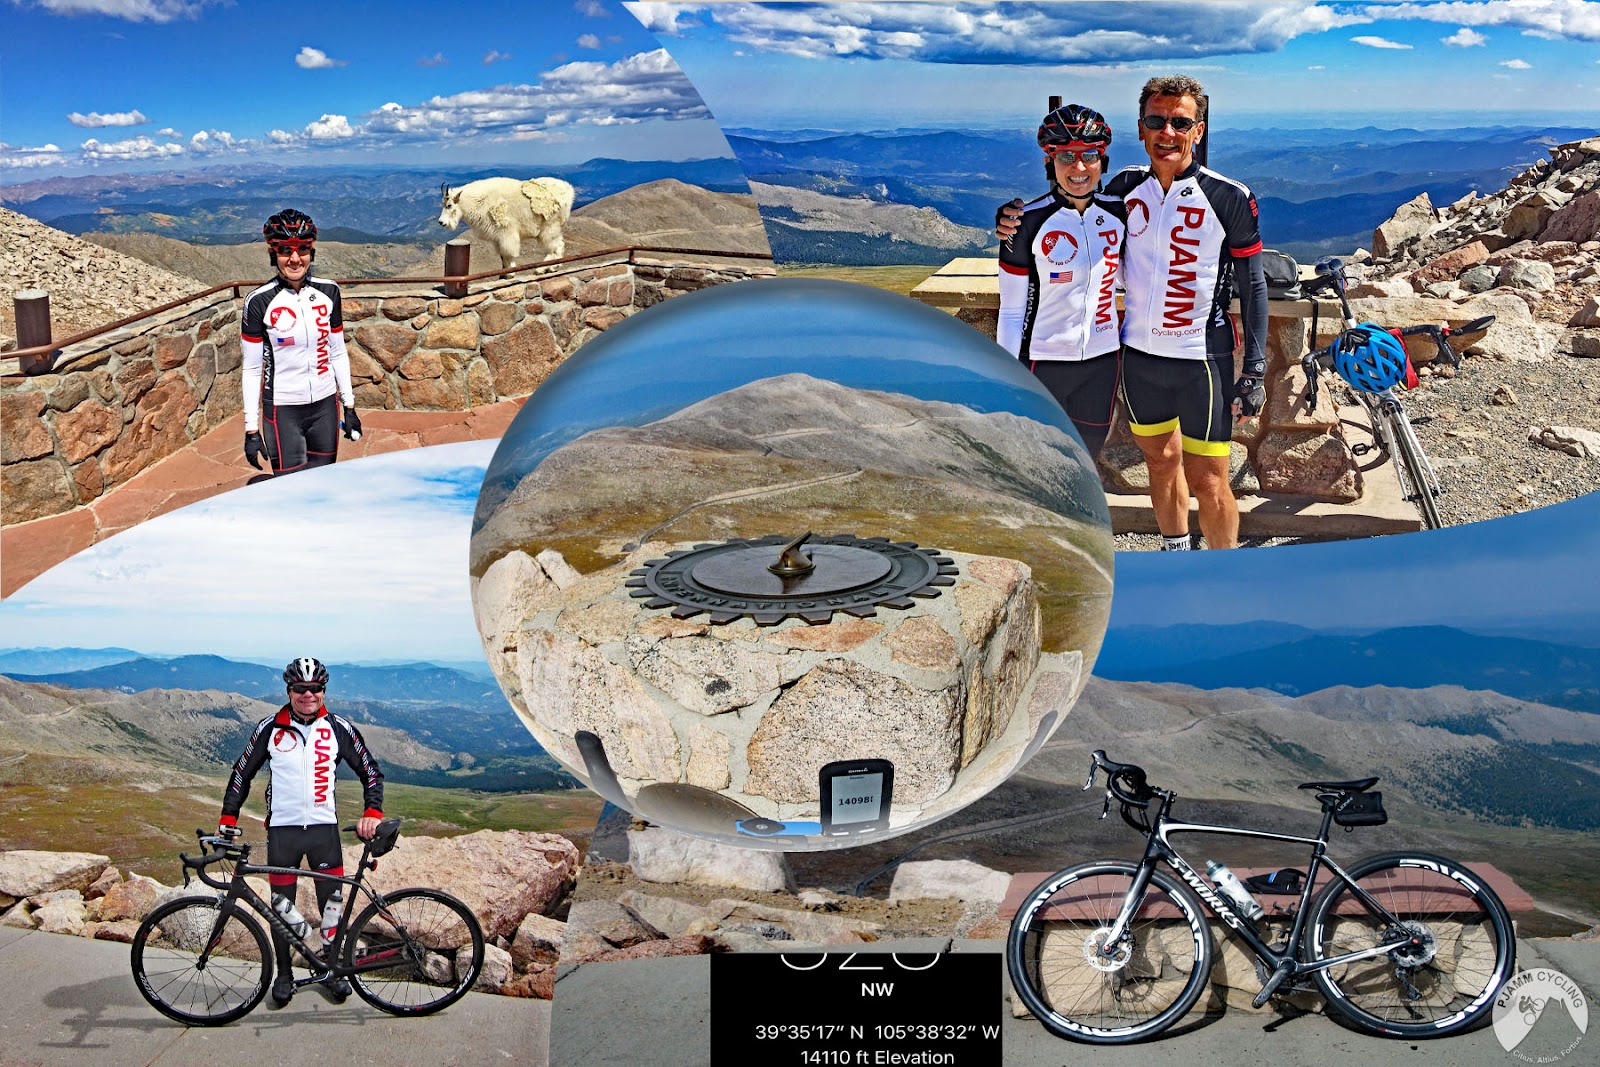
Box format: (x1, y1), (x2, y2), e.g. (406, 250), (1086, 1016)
(443, 239), (471, 298)
(14, 289), (53, 374)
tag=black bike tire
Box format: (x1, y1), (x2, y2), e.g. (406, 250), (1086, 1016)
(1302, 851), (1515, 1038)
(1390, 409), (1443, 530)
(1007, 861), (1214, 1044)
(344, 887), (485, 1016)
(130, 894), (272, 1025)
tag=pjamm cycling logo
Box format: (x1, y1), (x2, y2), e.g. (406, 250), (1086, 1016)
(1493, 967), (1588, 1062)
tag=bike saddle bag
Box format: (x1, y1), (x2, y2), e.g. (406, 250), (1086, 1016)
(1243, 867), (1306, 895)
(1333, 791), (1388, 827)
(1252, 249), (1302, 301)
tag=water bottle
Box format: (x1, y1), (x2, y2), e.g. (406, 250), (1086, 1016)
(272, 895), (311, 939)
(1206, 860), (1264, 920)
(320, 891), (343, 949)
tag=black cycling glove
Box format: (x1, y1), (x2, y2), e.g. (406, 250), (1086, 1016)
(342, 407), (363, 441)
(243, 430), (266, 470)
(1233, 375), (1266, 418)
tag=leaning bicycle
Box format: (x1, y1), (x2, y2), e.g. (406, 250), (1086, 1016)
(1301, 257), (1493, 530)
(1007, 750), (1515, 1044)
(130, 821), (485, 1025)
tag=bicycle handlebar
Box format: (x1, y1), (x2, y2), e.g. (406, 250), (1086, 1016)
(1083, 750), (1158, 808)
(181, 828), (248, 890)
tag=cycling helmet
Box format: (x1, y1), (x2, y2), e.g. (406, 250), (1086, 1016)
(1037, 104), (1112, 188)
(263, 208), (317, 265)
(1334, 323), (1410, 393)
(283, 656), (329, 688)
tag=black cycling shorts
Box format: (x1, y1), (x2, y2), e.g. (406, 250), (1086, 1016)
(1029, 353), (1119, 457)
(262, 393), (339, 475)
(265, 823), (344, 894)
(1119, 346), (1233, 458)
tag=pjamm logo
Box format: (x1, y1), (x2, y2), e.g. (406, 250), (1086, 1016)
(1041, 229), (1078, 265)
(1494, 968), (1588, 1062)
(1126, 198), (1150, 238)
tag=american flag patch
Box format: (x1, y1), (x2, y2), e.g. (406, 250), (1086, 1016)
(274, 336), (296, 347)
(1049, 271), (1073, 283)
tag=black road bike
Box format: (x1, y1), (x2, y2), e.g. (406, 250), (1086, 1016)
(130, 821), (485, 1025)
(1007, 751), (1516, 1044)
(1301, 257), (1494, 530)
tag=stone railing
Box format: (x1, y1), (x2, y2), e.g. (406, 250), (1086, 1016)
(1, 251), (774, 526)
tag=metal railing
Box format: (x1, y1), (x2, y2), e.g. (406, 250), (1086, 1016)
(3, 244), (773, 375)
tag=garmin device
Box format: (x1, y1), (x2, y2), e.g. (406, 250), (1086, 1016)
(819, 758), (894, 835)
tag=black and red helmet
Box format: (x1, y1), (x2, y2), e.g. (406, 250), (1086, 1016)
(264, 208), (316, 265)
(283, 656), (329, 688)
(1037, 104), (1112, 190)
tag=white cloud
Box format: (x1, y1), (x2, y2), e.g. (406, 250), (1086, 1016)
(0, 444), (496, 662)
(266, 129), (295, 144)
(1308, 63), (1326, 69)
(483, 49), (512, 65)
(79, 134), (183, 161)
(1351, 35), (1414, 49)
(304, 113), (355, 139)
(22, 0), (208, 22)
(624, 2), (701, 36)
(418, 51), (447, 68)
(575, 0), (609, 15)
(1379, 1), (1600, 44)
(188, 128), (238, 152)
(1501, 57), (1533, 68)
(67, 108), (148, 127)
(578, 33), (602, 48)
(295, 46), (346, 70)
(156, 126), (181, 138)
(1441, 27), (1488, 46)
(0, 141), (71, 169)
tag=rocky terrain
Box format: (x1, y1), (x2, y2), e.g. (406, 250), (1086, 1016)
(750, 180), (991, 264)
(1, 207), (206, 348)
(1338, 133), (1600, 528)
(0, 828), (578, 1000)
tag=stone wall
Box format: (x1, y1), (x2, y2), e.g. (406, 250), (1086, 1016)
(1, 258), (772, 526)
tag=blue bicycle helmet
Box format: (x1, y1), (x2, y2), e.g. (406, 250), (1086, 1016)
(1334, 323), (1409, 393)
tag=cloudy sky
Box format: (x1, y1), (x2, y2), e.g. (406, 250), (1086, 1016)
(0, 442), (496, 663)
(627, 0), (1600, 128)
(1, 0), (733, 176)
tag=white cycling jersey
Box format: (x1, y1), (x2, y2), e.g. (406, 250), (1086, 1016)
(240, 277), (354, 433)
(221, 705), (383, 829)
(997, 191), (1126, 362)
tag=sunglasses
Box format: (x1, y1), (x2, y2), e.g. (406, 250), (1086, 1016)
(1046, 145), (1107, 165)
(271, 240), (315, 257)
(1141, 114), (1200, 133)
(289, 683), (325, 694)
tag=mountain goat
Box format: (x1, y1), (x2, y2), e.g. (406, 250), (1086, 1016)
(437, 176), (576, 269)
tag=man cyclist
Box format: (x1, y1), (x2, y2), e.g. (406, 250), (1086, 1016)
(1000, 75), (1267, 549)
(241, 209), (362, 476)
(219, 657), (384, 1007)
(998, 104), (1126, 459)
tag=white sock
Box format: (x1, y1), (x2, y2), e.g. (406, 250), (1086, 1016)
(1161, 534), (1192, 551)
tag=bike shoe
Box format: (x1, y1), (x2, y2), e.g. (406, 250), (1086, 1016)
(269, 975), (295, 1008)
(315, 976), (351, 1003)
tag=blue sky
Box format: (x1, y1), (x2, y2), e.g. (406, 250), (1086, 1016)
(628, 1), (1600, 129)
(0, 442), (496, 662)
(0, 0), (735, 177)
(1110, 486), (1600, 637)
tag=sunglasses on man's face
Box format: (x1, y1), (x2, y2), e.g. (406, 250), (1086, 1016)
(1046, 146), (1106, 165)
(1141, 114), (1200, 133)
(290, 683), (324, 694)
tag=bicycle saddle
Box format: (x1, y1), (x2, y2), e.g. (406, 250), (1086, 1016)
(1297, 777), (1378, 793)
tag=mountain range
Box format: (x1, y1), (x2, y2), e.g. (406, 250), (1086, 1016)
(728, 124), (1594, 264)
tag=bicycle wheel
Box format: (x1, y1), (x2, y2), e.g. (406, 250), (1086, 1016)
(130, 895), (271, 1025)
(1008, 861), (1213, 1044)
(344, 887), (485, 1016)
(1389, 409), (1443, 530)
(1303, 852), (1515, 1038)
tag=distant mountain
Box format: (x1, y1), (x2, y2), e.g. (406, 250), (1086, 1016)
(1121, 625), (1600, 706)
(1095, 622), (1320, 676)
(8, 654), (505, 710)
(0, 646), (144, 675)
(725, 124), (1590, 264)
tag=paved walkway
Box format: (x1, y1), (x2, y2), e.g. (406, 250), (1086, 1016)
(0, 925), (550, 1066)
(1, 399), (523, 597)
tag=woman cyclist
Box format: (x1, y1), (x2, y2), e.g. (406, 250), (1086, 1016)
(997, 104), (1126, 459)
(240, 209), (361, 475)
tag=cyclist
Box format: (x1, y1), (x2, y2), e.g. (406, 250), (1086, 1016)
(240, 209), (362, 476)
(1000, 75), (1267, 549)
(219, 656), (384, 1007)
(998, 104), (1126, 459)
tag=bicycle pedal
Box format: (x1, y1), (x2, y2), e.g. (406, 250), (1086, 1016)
(1351, 443), (1372, 457)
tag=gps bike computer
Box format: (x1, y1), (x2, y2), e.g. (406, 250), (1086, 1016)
(819, 758), (894, 835)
